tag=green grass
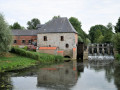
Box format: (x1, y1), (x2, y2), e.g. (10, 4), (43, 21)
(0, 47), (64, 72)
(11, 47), (64, 63)
(0, 54), (37, 72)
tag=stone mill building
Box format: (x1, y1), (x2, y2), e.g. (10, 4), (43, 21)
(12, 17), (78, 59)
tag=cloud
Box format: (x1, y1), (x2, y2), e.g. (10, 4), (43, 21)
(0, 0), (120, 33)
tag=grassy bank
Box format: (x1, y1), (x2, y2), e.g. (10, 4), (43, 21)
(11, 47), (64, 63)
(0, 54), (37, 72)
(0, 47), (64, 72)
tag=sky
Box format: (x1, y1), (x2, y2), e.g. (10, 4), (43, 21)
(0, 0), (120, 33)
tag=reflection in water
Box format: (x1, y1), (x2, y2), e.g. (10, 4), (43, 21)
(37, 61), (78, 90)
(0, 60), (120, 90)
(0, 73), (13, 90)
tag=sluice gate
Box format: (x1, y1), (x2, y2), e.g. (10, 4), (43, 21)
(88, 43), (114, 60)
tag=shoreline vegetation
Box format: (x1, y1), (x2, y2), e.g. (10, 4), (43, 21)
(115, 54), (120, 63)
(0, 47), (64, 72)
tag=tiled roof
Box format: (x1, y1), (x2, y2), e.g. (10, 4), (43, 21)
(37, 17), (77, 33)
(11, 17), (77, 36)
(12, 30), (38, 36)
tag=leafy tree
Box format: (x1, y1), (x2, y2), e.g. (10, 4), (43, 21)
(10, 22), (24, 29)
(85, 38), (91, 45)
(97, 35), (104, 43)
(115, 17), (120, 33)
(94, 29), (102, 43)
(89, 25), (108, 43)
(112, 33), (120, 53)
(103, 23), (113, 43)
(78, 36), (83, 42)
(45, 16), (61, 24)
(69, 17), (88, 44)
(0, 13), (12, 54)
(27, 18), (40, 29)
(53, 15), (60, 19)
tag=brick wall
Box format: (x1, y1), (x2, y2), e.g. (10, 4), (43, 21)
(13, 36), (37, 45)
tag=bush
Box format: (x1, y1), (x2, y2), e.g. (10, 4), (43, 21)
(115, 54), (120, 61)
(10, 47), (64, 63)
(23, 46), (28, 50)
(112, 33), (120, 53)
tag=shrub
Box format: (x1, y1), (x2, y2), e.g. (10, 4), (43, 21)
(10, 47), (64, 63)
(23, 46), (28, 50)
(115, 54), (120, 61)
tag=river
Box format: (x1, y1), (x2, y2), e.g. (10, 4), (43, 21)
(0, 60), (120, 90)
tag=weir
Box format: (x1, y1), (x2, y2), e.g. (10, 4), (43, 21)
(88, 43), (114, 60)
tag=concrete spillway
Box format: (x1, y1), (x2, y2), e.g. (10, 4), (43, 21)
(88, 43), (114, 60)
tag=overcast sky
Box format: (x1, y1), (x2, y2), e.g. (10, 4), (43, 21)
(0, 0), (120, 33)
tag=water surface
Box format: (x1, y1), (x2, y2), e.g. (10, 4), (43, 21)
(0, 60), (120, 90)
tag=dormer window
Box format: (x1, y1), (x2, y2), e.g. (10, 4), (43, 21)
(60, 36), (64, 41)
(44, 36), (47, 41)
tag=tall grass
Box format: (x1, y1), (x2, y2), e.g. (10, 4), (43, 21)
(10, 47), (64, 63)
(0, 55), (37, 72)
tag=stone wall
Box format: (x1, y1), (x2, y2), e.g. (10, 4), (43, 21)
(37, 33), (77, 59)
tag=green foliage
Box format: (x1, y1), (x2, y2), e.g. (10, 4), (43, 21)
(112, 33), (120, 53)
(115, 17), (120, 33)
(10, 22), (25, 29)
(85, 38), (91, 45)
(23, 46), (28, 50)
(89, 23), (113, 43)
(78, 36), (83, 42)
(0, 54), (37, 72)
(115, 54), (120, 61)
(89, 25), (107, 43)
(27, 18), (40, 29)
(0, 13), (12, 53)
(97, 35), (104, 43)
(52, 15), (60, 19)
(69, 17), (88, 44)
(10, 47), (64, 63)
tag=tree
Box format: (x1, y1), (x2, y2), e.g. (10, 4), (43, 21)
(78, 36), (83, 42)
(0, 13), (12, 54)
(10, 22), (24, 29)
(112, 33), (120, 53)
(69, 17), (88, 43)
(27, 18), (40, 29)
(103, 23), (113, 43)
(115, 17), (120, 33)
(89, 25), (108, 43)
(52, 15), (60, 19)
(97, 35), (104, 43)
(45, 16), (61, 24)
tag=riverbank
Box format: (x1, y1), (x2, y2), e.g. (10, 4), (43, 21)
(0, 47), (64, 72)
(0, 53), (38, 72)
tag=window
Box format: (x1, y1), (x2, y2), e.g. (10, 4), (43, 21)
(22, 40), (25, 44)
(14, 40), (17, 44)
(28, 40), (31, 43)
(60, 36), (64, 41)
(44, 36), (47, 41)
(66, 44), (69, 48)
